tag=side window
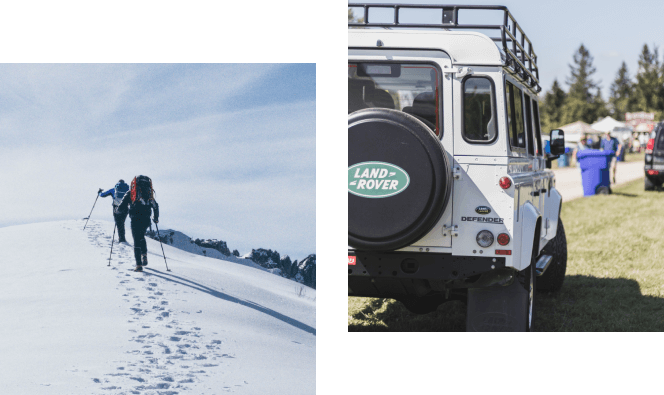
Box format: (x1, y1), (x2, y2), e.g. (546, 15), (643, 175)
(505, 82), (515, 147)
(532, 101), (543, 156)
(463, 77), (496, 143)
(524, 95), (534, 155)
(513, 85), (526, 149)
(506, 81), (526, 150)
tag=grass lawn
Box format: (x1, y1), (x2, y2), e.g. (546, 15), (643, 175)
(348, 177), (664, 331)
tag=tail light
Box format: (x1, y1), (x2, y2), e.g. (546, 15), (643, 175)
(646, 138), (655, 154)
(647, 170), (659, 176)
(497, 233), (510, 246)
(495, 249), (512, 255)
(499, 177), (512, 189)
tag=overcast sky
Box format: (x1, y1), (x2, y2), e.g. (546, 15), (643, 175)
(357, 0), (664, 105)
(0, 64), (315, 260)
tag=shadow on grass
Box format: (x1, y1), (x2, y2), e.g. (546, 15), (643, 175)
(536, 275), (664, 331)
(611, 192), (638, 197)
(349, 275), (664, 332)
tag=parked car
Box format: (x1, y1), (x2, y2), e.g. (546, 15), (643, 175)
(644, 122), (664, 190)
(348, 4), (568, 331)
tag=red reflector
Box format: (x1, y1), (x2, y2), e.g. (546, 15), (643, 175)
(495, 249), (512, 255)
(348, 256), (356, 265)
(648, 170), (659, 176)
(647, 138), (655, 151)
(499, 177), (512, 189)
(497, 233), (510, 246)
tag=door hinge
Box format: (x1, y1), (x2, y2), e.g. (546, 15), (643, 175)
(452, 166), (462, 180)
(443, 225), (459, 237)
(443, 66), (473, 78)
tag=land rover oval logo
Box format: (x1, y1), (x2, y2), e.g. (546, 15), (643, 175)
(476, 206), (491, 215)
(348, 161), (410, 198)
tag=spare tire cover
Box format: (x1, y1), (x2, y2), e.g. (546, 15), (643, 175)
(348, 108), (451, 251)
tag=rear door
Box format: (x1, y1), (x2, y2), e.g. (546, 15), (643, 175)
(348, 49), (454, 251)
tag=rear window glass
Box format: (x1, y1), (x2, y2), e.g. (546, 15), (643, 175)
(349, 63), (440, 135)
(463, 77), (496, 142)
(657, 129), (664, 150)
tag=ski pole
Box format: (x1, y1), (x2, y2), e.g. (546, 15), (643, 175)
(154, 221), (170, 272)
(108, 224), (116, 266)
(84, 188), (103, 230)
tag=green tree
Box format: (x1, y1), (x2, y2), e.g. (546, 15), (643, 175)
(540, 79), (567, 132)
(561, 44), (606, 124)
(632, 44), (662, 118)
(609, 61), (634, 121)
(348, 8), (364, 24)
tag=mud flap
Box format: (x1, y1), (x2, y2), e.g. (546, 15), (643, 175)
(466, 279), (529, 332)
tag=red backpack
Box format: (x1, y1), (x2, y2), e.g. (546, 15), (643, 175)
(130, 175), (155, 203)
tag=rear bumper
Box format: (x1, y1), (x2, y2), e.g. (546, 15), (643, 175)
(348, 251), (507, 298)
(644, 165), (664, 183)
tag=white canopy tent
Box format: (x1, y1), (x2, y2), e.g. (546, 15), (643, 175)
(591, 116), (632, 134)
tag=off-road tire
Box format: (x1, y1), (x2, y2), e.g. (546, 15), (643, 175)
(518, 259), (535, 332)
(537, 218), (567, 292)
(348, 108), (452, 251)
(645, 176), (656, 191)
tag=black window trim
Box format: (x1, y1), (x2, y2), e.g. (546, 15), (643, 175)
(531, 99), (544, 158)
(523, 94), (535, 156)
(348, 59), (444, 140)
(461, 75), (498, 145)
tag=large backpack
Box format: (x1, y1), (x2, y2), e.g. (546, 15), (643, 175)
(130, 175), (155, 204)
(113, 181), (129, 206)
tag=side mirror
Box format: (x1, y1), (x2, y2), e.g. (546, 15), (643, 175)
(550, 129), (565, 156)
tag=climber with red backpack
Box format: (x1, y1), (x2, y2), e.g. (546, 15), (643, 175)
(116, 175), (160, 272)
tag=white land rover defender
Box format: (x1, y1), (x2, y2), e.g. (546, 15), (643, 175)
(348, 4), (568, 331)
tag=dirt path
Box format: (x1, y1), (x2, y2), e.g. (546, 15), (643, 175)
(553, 161), (644, 202)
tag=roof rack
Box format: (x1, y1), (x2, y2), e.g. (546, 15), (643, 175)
(348, 3), (540, 92)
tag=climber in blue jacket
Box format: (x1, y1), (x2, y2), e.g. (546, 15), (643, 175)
(99, 179), (130, 243)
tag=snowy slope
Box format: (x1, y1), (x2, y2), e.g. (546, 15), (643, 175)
(0, 220), (315, 394)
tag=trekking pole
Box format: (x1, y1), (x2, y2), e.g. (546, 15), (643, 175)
(84, 188), (103, 230)
(154, 221), (171, 272)
(108, 224), (116, 266)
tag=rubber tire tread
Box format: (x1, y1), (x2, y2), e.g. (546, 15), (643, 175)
(645, 177), (656, 191)
(537, 218), (568, 292)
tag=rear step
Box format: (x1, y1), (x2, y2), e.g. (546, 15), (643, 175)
(535, 255), (553, 277)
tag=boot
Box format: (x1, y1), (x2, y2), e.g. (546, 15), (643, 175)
(118, 237), (127, 243)
(134, 265), (143, 272)
(142, 254), (148, 266)
(134, 247), (142, 266)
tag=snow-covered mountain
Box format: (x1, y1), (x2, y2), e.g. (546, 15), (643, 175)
(148, 229), (316, 289)
(0, 220), (315, 394)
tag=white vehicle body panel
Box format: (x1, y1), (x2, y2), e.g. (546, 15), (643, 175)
(348, 28), (561, 270)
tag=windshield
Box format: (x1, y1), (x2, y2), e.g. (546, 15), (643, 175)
(348, 63), (440, 135)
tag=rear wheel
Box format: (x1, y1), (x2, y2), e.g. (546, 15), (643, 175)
(645, 176), (656, 191)
(537, 218), (567, 292)
(466, 263), (534, 332)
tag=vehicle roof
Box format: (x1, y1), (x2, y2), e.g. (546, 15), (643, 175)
(348, 28), (504, 66)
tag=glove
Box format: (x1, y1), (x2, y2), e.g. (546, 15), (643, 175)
(153, 218), (159, 224)
(98, 188), (103, 195)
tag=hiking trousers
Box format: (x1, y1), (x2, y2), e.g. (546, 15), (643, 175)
(113, 210), (128, 241)
(130, 219), (151, 266)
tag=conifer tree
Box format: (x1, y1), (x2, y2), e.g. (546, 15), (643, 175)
(561, 44), (606, 124)
(632, 44), (662, 117)
(541, 79), (567, 132)
(609, 61), (634, 121)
